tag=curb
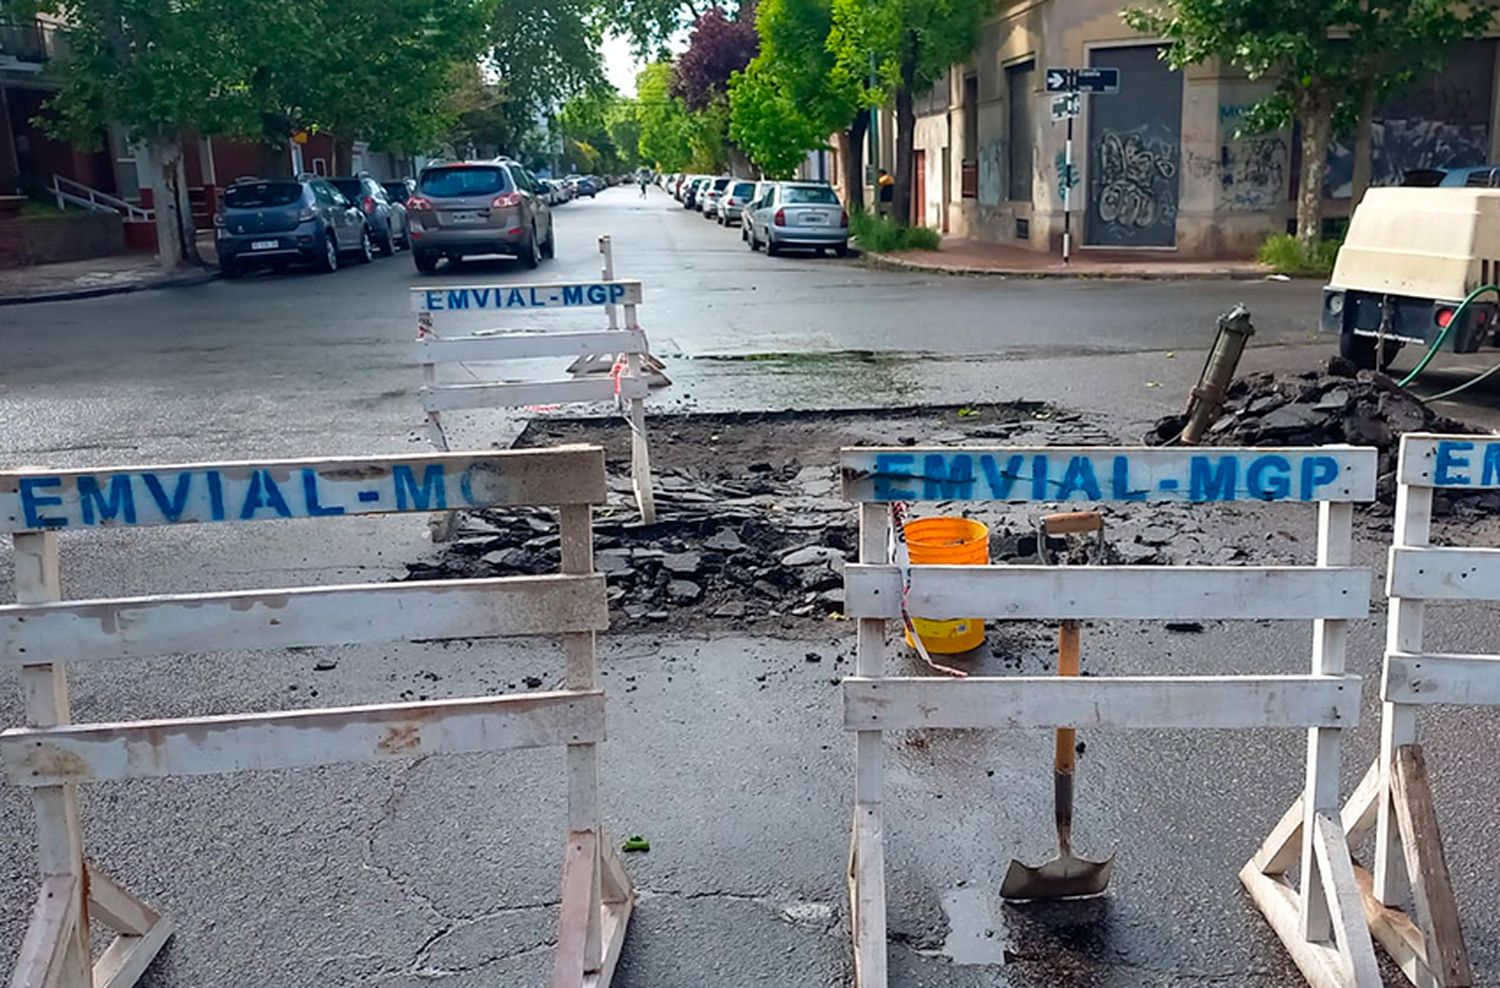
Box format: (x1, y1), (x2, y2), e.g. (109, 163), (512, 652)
(0, 267), (220, 307)
(861, 251), (1274, 282)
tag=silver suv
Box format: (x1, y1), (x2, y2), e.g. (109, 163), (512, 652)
(407, 160), (555, 274)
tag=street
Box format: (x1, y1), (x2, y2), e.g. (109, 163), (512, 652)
(4, 185), (1500, 987)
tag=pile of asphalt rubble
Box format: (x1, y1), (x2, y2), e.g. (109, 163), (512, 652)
(1148, 355), (1494, 512)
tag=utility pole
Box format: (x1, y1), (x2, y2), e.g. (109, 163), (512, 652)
(1063, 112), (1073, 264)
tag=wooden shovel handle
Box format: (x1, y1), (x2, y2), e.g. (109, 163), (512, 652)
(1042, 510), (1103, 536)
(1055, 620), (1080, 776)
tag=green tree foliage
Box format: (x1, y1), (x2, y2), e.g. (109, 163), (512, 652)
(557, 87), (642, 173)
(487, 0), (608, 151)
(636, 60), (695, 170)
(831, 0), (990, 224)
(1124, 0), (1494, 246)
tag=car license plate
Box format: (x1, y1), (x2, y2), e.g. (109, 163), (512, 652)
(801, 213), (825, 225)
(446, 211), (483, 224)
(251, 239), (278, 250)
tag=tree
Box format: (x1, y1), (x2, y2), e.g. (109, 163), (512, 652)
(636, 61), (695, 170)
(670, 7), (758, 110)
(729, 65), (824, 177)
(488, 0), (608, 153)
(831, 0), (989, 224)
(1124, 0), (1493, 246)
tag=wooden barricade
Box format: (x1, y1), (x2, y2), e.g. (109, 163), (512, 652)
(412, 269), (658, 525)
(0, 447), (632, 988)
(839, 444), (1381, 988)
(1316, 433), (1494, 986)
(567, 236), (670, 387)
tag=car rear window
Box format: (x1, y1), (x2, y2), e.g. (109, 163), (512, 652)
(224, 182), (303, 208)
(732, 182), (754, 197)
(383, 182), (411, 201)
(712, 178), (730, 190)
(419, 166), (511, 197)
(328, 179), (363, 200)
(781, 186), (839, 204)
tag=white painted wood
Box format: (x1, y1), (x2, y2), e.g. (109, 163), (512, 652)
(1398, 435), (1500, 489)
(410, 280), (643, 313)
(417, 330), (650, 364)
(1239, 865), (1356, 988)
(1385, 652), (1500, 706)
(840, 445), (1378, 503)
(421, 376), (649, 413)
(93, 916), (174, 988)
(842, 675), (1361, 731)
(851, 502), (888, 988)
(1310, 814), (1382, 986)
(0, 448), (608, 531)
(86, 863), (158, 936)
(4, 691), (607, 785)
(9, 876), (79, 988)
(553, 830), (597, 986)
(0, 575), (610, 665)
(843, 564), (1370, 621)
(1388, 546), (1500, 601)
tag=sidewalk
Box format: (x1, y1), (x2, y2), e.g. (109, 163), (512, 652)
(865, 236), (1270, 280)
(0, 236), (219, 306)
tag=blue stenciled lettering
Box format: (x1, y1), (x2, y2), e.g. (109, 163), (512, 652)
(1056, 456), (1102, 500)
(979, 454), (1024, 499)
(529, 287), (544, 305)
(143, 472), (193, 521)
(393, 464), (448, 511)
(587, 284), (607, 304)
(18, 476), (65, 529)
(446, 289), (469, 310)
(922, 454), (975, 499)
(1189, 455), (1237, 501)
(1246, 455), (1291, 501)
(1298, 455), (1340, 500)
(1110, 456), (1146, 501)
(423, 290), (444, 311)
(1483, 443), (1500, 486)
(302, 469), (345, 516)
(506, 287), (526, 307)
(1434, 441), (1473, 486)
(609, 283), (626, 303)
(239, 470), (292, 519)
(206, 471), (225, 520)
(872, 453), (916, 500)
(1030, 455), (1050, 500)
(78, 474), (137, 525)
(470, 288), (492, 308)
(562, 285), (584, 305)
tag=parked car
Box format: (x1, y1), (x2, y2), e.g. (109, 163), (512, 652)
(742, 181), (778, 247)
(328, 175), (407, 255)
(382, 178), (416, 206)
(717, 179), (756, 226)
(215, 176), (372, 278)
(1401, 165), (1500, 188)
(683, 177), (706, 209)
(573, 175), (601, 198)
(699, 176), (731, 217)
(746, 182), (849, 256)
(405, 159), (555, 274)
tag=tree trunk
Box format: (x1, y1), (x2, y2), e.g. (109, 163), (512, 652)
(1296, 93), (1334, 247)
(892, 44), (917, 226)
(146, 136), (198, 270)
(842, 110), (868, 212)
(1350, 78), (1378, 208)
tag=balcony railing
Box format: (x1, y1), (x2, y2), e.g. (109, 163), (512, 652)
(0, 19), (62, 65)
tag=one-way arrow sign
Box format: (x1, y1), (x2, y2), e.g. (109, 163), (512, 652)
(1045, 68), (1073, 93)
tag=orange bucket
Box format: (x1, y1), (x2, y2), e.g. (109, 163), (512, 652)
(902, 516), (989, 654)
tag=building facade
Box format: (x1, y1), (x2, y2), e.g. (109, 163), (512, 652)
(860, 0), (1500, 258)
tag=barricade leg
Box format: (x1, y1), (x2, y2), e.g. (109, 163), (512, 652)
(848, 504), (888, 987)
(11, 532), (172, 988)
(1243, 503), (1380, 987)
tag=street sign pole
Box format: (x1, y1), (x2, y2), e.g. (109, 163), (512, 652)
(1063, 114), (1073, 265)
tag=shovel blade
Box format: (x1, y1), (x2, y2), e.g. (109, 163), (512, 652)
(1000, 852), (1115, 901)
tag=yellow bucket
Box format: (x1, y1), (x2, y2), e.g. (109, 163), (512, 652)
(902, 516), (989, 654)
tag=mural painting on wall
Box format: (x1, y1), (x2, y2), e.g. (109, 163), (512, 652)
(1093, 127), (1179, 235)
(978, 140), (1004, 207)
(1325, 40), (1494, 196)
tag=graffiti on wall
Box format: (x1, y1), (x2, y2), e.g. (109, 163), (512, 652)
(1094, 129), (1179, 232)
(1219, 136), (1288, 212)
(977, 140), (1004, 207)
(1326, 120), (1489, 196)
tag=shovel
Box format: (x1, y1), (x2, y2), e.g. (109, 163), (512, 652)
(1000, 510), (1115, 901)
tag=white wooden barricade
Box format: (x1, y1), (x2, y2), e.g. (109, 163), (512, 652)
(1314, 433), (1498, 986)
(412, 274), (658, 525)
(0, 447), (633, 988)
(839, 445), (1381, 988)
(568, 236), (670, 387)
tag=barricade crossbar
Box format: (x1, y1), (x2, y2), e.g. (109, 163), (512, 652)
(0, 445), (632, 988)
(839, 443), (1381, 988)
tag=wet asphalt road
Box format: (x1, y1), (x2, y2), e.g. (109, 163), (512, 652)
(3, 187), (1500, 986)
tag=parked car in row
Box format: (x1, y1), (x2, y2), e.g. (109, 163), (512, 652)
(328, 175), (408, 255)
(215, 175), (376, 278)
(405, 158), (556, 274)
(744, 181), (849, 257)
(717, 179), (756, 225)
(699, 176), (731, 218)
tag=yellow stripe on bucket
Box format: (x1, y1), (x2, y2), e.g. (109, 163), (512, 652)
(902, 516), (989, 654)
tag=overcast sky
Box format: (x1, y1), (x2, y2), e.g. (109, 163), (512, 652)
(603, 32), (642, 96)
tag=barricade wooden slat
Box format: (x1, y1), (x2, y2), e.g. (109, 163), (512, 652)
(1342, 432), (1500, 985)
(842, 675), (1361, 731)
(843, 564), (1370, 620)
(0, 575), (608, 664)
(1, 446), (632, 988)
(420, 375), (649, 414)
(416, 330), (650, 364)
(838, 443), (1381, 988)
